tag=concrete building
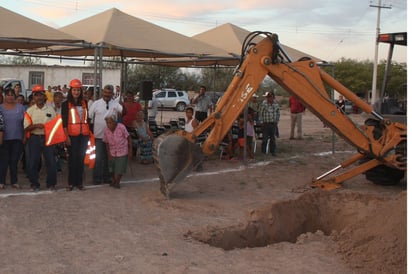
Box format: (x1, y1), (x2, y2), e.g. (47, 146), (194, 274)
(0, 64), (121, 97)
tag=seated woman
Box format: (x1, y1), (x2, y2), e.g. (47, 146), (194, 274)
(134, 111), (154, 164)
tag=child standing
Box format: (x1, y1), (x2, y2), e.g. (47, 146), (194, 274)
(103, 114), (132, 189)
(246, 112), (255, 161)
(237, 116), (245, 159)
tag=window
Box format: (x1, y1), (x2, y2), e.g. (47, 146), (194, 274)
(29, 71), (44, 87)
(156, 91), (166, 98)
(168, 91), (177, 98)
(82, 73), (101, 86)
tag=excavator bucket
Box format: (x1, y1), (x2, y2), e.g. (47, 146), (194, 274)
(153, 132), (203, 198)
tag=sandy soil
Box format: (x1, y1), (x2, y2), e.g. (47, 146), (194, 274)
(0, 110), (406, 274)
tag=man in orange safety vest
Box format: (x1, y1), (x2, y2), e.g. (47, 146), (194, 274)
(24, 84), (58, 191)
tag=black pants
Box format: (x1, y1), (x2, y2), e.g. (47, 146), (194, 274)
(0, 140), (23, 185)
(195, 111), (208, 122)
(261, 123), (277, 155)
(67, 135), (89, 187)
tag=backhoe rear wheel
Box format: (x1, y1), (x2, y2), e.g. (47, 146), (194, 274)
(363, 164), (405, 186)
(361, 118), (405, 185)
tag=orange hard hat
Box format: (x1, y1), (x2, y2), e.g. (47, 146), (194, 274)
(32, 84), (45, 93)
(69, 79), (82, 88)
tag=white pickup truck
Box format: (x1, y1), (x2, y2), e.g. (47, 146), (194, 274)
(0, 78), (29, 98)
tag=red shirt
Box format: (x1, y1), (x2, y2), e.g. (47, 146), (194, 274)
(122, 102), (142, 127)
(289, 96), (305, 113)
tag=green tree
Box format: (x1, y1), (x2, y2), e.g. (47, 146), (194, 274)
(126, 64), (181, 93)
(199, 67), (234, 92)
(323, 58), (407, 100)
(0, 56), (43, 65)
(173, 70), (201, 91)
(323, 58), (373, 98)
(88, 57), (122, 69)
(377, 62), (407, 99)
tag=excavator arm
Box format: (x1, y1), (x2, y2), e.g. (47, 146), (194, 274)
(153, 32), (406, 198)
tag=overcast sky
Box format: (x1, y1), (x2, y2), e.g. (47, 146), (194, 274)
(0, 0), (407, 62)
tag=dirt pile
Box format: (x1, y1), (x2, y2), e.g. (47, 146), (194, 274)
(335, 191), (406, 273)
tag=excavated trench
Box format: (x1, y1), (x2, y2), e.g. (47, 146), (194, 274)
(185, 190), (405, 251)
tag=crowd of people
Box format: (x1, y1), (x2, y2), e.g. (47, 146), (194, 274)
(0, 80), (336, 192)
(0, 79), (157, 191)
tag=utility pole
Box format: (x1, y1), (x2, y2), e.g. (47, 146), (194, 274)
(370, 0), (391, 109)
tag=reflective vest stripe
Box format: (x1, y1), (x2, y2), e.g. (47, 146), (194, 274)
(24, 112), (33, 138)
(46, 115), (63, 146)
(68, 101), (90, 136)
(84, 133), (96, 168)
(70, 108), (76, 124)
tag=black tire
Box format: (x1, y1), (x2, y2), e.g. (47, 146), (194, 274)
(175, 102), (186, 112)
(364, 164), (405, 186)
(361, 118), (405, 185)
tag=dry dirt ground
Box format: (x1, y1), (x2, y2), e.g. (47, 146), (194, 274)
(0, 110), (406, 274)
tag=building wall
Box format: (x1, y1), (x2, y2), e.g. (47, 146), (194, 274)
(0, 64), (121, 90)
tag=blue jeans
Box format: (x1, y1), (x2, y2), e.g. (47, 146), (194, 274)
(261, 123), (277, 155)
(0, 139), (23, 185)
(93, 138), (111, 184)
(27, 135), (56, 188)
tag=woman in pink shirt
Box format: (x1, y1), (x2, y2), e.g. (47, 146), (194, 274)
(103, 114), (132, 189)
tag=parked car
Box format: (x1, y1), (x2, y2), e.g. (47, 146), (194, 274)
(335, 99), (353, 114)
(147, 89), (190, 112)
(0, 78), (29, 98)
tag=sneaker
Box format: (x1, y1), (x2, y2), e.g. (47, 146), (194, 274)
(0, 184), (5, 189)
(12, 184), (21, 189)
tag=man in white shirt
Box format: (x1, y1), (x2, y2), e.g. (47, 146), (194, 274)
(89, 84), (123, 185)
(192, 85), (212, 123)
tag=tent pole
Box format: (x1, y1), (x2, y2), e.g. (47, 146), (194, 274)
(98, 44), (103, 98)
(93, 46), (98, 100)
